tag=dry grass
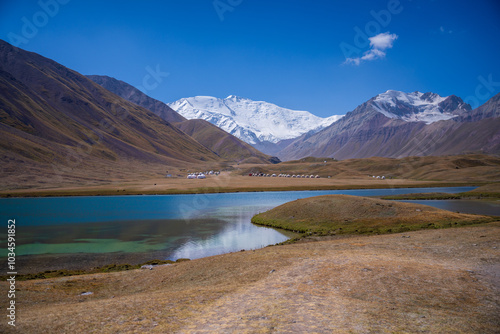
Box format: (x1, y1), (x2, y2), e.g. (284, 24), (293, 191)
(252, 195), (495, 235)
(1, 154), (499, 197)
(0, 173), (478, 198)
(1, 222), (499, 333)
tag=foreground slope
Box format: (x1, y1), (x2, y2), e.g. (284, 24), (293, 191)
(0, 40), (220, 188)
(3, 222), (498, 333)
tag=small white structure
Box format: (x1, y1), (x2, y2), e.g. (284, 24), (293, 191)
(187, 174), (196, 179)
(315, 175), (320, 178)
(197, 174), (206, 179)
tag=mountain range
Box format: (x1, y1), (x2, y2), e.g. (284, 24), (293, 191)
(278, 90), (500, 160)
(166, 91), (499, 161)
(0, 38), (498, 186)
(168, 95), (343, 145)
(87, 75), (277, 164)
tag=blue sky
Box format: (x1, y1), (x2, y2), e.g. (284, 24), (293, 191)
(1, 0), (499, 117)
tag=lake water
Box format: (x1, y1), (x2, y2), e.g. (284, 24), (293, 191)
(0, 187), (483, 265)
(398, 199), (500, 216)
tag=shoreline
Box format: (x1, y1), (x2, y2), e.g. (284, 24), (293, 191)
(0, 181), (483, 198)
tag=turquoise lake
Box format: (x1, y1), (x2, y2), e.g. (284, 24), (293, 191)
(1, 186), (489, 264)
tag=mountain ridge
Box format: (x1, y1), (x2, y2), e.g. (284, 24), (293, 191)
(86, 75), (186, 123)
(87, 75), (279, 164)
(168, 95), (344, 145)
(277, 90), (499, 161)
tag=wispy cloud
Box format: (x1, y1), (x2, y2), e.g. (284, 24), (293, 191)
(345, 32), (398, 66)
(439, 26), (453, 34)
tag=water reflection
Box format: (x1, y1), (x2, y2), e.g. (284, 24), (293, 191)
(171, 205), (296, 260)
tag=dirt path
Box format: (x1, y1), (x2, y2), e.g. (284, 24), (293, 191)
(179, 224), (500, 333)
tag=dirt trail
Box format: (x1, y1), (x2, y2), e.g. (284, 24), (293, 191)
(179, 224), (500, 333)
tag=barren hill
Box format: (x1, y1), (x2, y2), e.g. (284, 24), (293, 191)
(175, 118), (279, 164)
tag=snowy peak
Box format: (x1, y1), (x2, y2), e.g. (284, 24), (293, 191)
(168, 96), (344, 144)
(372, 90), (471, 124)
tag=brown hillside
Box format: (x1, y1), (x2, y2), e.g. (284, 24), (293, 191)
(175, 119), (278, 163)
(87, 75), (186, 123)
(278, 93), (500, 161)
(0, 40), (221, 189)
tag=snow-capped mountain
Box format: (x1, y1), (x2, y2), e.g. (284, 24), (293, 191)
(372, 90), (469, 124)
(168, 95), (343, 144)
(277, 90), (495, 161)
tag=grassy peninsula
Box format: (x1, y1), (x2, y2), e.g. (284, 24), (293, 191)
(251, 194), (496, 236)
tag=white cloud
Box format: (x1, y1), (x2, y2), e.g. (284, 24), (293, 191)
(345, 32), (398, 66)
(369, 33), (398, 49)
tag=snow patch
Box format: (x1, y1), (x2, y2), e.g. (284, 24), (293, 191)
(373, 91), (461, 124)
